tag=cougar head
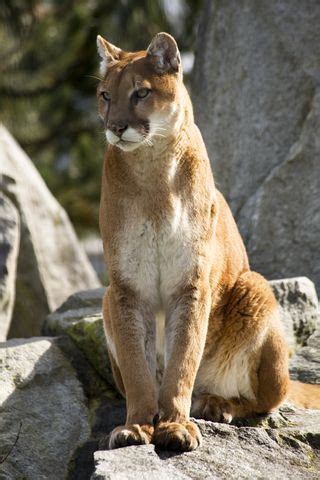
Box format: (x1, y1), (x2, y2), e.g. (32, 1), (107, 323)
(96, 32), (184, 152)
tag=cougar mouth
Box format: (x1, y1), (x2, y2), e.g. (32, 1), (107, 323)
(116, 138), (143, 151)
(110, 137), (149, 152)
(106, 125), (150, 151)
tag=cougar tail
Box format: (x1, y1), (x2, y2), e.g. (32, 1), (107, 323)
(287, 380), (320, 409)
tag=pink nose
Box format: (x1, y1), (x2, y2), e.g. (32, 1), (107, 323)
(109, 124), (128, 137)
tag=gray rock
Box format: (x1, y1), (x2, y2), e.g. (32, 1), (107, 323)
(56, 287), (106, 313)
(270, 277), (319, 352)
(0, 337), (90, 480)
(53, 336), (119, 480)
(92, 410), (320, 480)
(192, 0), (320, 293)
(92, 445), (187, 480)
(290, 322), (320, 384)
(0, 124), (100, 338)
(0, 185), (19, 341)
(43, 299), (114, 388)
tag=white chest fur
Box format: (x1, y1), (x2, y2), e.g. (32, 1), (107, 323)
(116, 192), (196, 308)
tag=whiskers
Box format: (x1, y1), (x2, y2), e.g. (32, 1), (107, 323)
(139, 119), (171, 148)
(142, 136), (154, 147)
(152, 133), (166, 139)
(96, 120), (170, 151)
(146, 120), (170, 144)
(84, 74), (104, 83)
(152, 122), (169, 136)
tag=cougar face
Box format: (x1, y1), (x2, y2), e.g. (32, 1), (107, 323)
(97, 33), (183, 152)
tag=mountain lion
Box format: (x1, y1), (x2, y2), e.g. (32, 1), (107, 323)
(97, 32), (320, 451)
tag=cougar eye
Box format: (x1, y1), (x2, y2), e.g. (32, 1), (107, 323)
(136, 88), (150, 99)
(101, 91), (110, 101)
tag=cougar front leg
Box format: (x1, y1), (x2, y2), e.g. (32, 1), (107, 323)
(153, 283), (211, 451)
(103, 286), (158, 449)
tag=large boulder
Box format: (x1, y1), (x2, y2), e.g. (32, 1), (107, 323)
(0, 181), (20, 341)
(0, 124), (100, 338)
(192, 0), (320, 293)
(0, 337), (90, 480)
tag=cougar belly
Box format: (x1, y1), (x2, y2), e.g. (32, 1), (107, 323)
(193, 346), (257, 401)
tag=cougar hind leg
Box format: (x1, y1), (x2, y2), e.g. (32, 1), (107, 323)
(192, 271), (289, 423)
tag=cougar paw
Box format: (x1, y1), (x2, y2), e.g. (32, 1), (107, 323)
(153, 420), (202, 451)
(192, 394), (233, 424)
(109, 424), (154, 449)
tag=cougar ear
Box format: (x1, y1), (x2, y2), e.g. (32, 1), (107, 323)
(147, 32), (181, 74)
(96, 35), (122, 76)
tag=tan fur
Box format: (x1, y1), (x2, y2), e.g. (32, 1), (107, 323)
(97, 32), (320, 451)
(288, 381), (320, 409)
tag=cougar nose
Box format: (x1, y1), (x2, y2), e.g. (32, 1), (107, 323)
(109, 123), (128, 137)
